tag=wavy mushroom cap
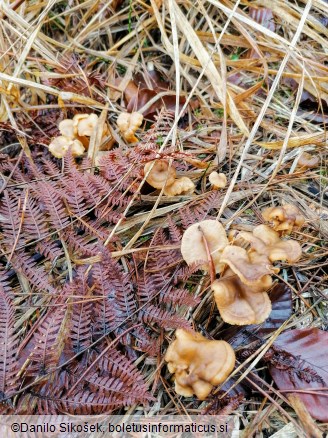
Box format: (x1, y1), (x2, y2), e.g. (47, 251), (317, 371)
(212, 268), (272, 325)
(59, 119), (74, 138)
(165, 328), (235, 400)
(117, 111), (143, 143)
(163, 177), (195, 196)
(180, 220), (229, 273)
(239, 225), (302, 263)
(144, 160), (176, 189)
(297, 152), (319, 169)
(73, 113), (98, 137)
(262, 204), (305, 233)
(209, 171), (227, 189)
(49, 136), (85, 158)
(220, 245), (274, 286)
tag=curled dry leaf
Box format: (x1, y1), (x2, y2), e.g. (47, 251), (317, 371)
(269, 328), (328, 422)
(121, 69), (198, 118)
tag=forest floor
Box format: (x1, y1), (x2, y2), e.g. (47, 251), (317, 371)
(0, 1), (327, 437)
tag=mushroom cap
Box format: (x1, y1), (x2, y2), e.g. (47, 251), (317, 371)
(252, 225), (302, 263)
(165, 328), (235, 400)
(180, 220), (229, 273)
(297, 152), (320, 169)
(220, 245), (274, 285)
(262, 204), (305, 232)
(73, 113), (98, 137)
(117, 111), (143, 143)
(209, 171), (227, 189)
(163, 177), (195, 196)
(59, 119), (74, 138)
(144, 160), (176, 189)
(212, 269), (272, 325)
(48, 136), (85, 158)
(236, 225), (302, 264)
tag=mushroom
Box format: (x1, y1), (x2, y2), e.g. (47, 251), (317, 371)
(117, 111), (143, 143)
(220, 245), (274, 286)
(165, 328), (235, 400)
(209, 172), (227, 189)
(262, 204), (305, 233)
(59, 119), (74, 138)
(180, 220), (229, 273)
(48, 136), (85, 158)
(237, 225), (302, 264)
(73, 113), (99, 137)
(163, 177), (195, 196)
(144, 160), (176, 189)
(212, 268), (272, 325)
(297, 152), (319, 169)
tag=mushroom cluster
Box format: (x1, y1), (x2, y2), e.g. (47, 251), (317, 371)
(144, 159), (195, 196)
(180, 206), (304, 326)
(165, 329), (235, 400)
(262, 204), (305, 234)
(117, 111), (143, 143)
(49, 113), (110, 158)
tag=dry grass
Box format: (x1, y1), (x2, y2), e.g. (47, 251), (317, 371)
(1, 0), (327, 435)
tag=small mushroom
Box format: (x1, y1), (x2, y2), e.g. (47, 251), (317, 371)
(212, 268), (272, 325)
(163, 177), (195, 196)
(48, 136), (85, 158)
(144, 160), (176, 189)
(72, 113), (99, 137)
(117, 111), (143, 143)
(59, 119), (74, 138)
(220, 245), (274, 286)
(237, 225), (302, 264)
(180, 220), (229, 273)
(297, 152), (319, 169)
(209, 172), (227, 189)
(262, 204), (305, 233)
(165, 328), (235, 400)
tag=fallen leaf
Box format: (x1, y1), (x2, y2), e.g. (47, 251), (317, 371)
(269, 328), (328, 422)
(249, 7), (276, 33)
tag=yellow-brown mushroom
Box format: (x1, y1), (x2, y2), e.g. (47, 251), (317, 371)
(58, 119), (74, 138)
(237, 225), (302, 264)
(262, 204), (305, 233)
(220, 245), (274, 286)
(297, 152), (319, 169)
(48, 136), (85, 158)
(163, 177), (195, 196)
(165, 328), (235, 400)
(117, 111), (143, 143)
(73, 113), (98, 137)
(209, 172), (227, 189)
(144, 160), (176, 189)
(180, 220), (229, 273)
(212, 268), (272, 325)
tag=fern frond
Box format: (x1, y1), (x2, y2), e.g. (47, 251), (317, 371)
(0, 285), (19, 403)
